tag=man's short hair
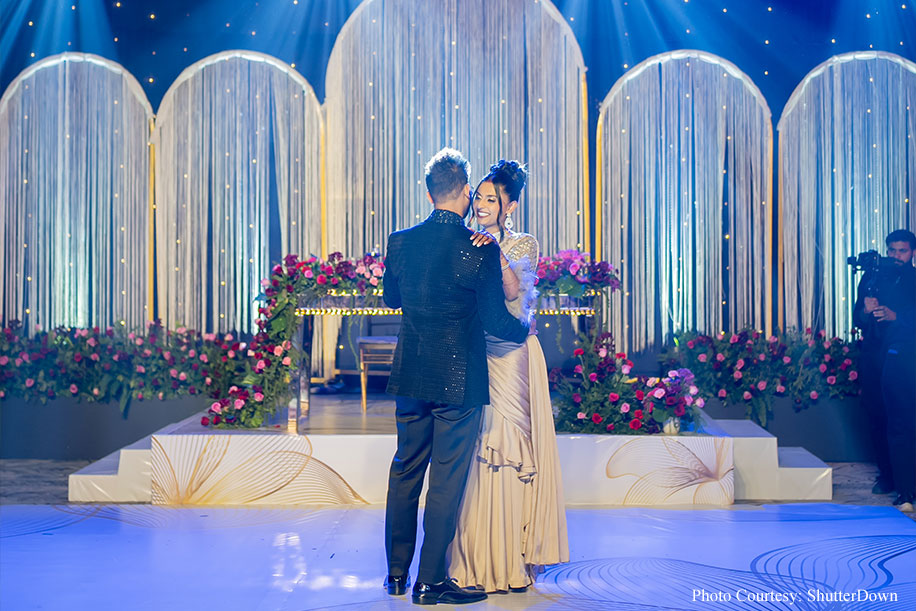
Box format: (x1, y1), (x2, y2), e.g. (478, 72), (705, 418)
(425, 148), (470, 203)
(886, 229), (916, 249)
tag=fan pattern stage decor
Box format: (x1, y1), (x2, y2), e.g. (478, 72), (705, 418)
(325, 0), (588, 257)
(0, 54), (153, 332)
(153, 51), (324, 336)
(778, 51), (916, 337)
(597, 50), (774, 353)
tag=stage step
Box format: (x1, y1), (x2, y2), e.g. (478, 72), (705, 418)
(775, 446), (832, 501)
(68, 416), (194, 503)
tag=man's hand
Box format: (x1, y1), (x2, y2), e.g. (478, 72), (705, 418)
(528, 317), (538, 336)
(864, 296), (879, 313)
(470, 230), (496, 247)
(873, 306), (897, 322)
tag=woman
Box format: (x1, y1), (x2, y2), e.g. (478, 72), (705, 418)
(448, 160), (569, 592)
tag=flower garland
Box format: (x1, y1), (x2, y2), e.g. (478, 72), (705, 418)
(660, 328), (861, 426)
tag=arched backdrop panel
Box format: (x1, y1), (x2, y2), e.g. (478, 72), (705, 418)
(598, 50), (773, 353)
(778, 51), (916, 336)
(153, 51), (323, 335)
(325, 0), (587, 256)
(0, 53), (153, 333)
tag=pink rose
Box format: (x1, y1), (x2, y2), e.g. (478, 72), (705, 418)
(783, 356), (791, 364)
(598, 348), (607, 358)
(827, 376), (836, 385)
(188, 349), (196, 358)
(621, 365), (632, 374)
(757, 381), (766, 391)
(135, 337), (144, 346)
(158, 392), (164, 400)
(199, 354), (208, 363)
(620, 402), (631, 413)
(228, 350), (236, 358)
(254, 392), (264, 402)
(687, 340), (695, 349)
(776, 385), (786, 393)
(136, 365), (146, 374)
(574, 365), (583, 374)
(92, 388), (100, 396)
(205, 377), (212, 385)
(25, 378), (34, 388)
(69, 384), (78, 394)
(234, 398), (245, 410)
(736, 359), (745, 370)
(808, 340), (816, 347)
(0, 356), (8, 365)
(369, 277), (380, 286)
(716, 353), (725, 362)
(170, 368), (178, 378)
(282, 356), (292, 366)
(15, 358), (23, 366)
(718, 389), (727, 398)
(210, 401), (222, 414)
(849, 371), (858, 381)
(256, 359), (266, 370)
(88, 338), (98, 347)
(698, 353), (708, 363)
(758, 353), (766, 361)
(91, 353), (100, 361)
(689, 385), (698, 395)
(818, 364), (827, 373)
(576, 412), (586, 419)
(729, 335), (739, 344)
(304, 269), (314, 278)
(809, 391), (818, 400)
(733, 371), (743, 380)
(653, 387), (665, 398)
(178, 372), (187, 381)
(743, 391), (752, 400)
(823, 354), (831, 362)
(163, 351), (172, 361)
(273, 346), (283, 357)
(695, 398), (705, 408)
(137, 392), (143, 400)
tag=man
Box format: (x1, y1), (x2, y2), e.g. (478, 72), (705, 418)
(853, 229), (916, 509)
(382, 148), (531, 605)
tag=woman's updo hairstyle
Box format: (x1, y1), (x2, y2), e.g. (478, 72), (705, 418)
(475, 159), (528, 240)
(486, 159), (528, 203)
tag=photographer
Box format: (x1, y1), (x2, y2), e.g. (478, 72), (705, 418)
(853, 229), (915, 509)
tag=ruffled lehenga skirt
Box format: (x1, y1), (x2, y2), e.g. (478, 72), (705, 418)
(448, 335), (569, 592)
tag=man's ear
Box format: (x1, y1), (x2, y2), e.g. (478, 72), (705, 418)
(463, 184), (471, 198)
(427, 191), (434, 205)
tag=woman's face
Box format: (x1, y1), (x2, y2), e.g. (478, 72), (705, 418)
(473, 181), (506, 231)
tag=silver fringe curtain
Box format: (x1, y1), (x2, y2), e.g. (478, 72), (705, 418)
(325, 0), (587, 256)
(152, 51), (323, 335)
(0, 53), (153, 334)
(598, 50), (774, 353)
(778, 51), (916, 336)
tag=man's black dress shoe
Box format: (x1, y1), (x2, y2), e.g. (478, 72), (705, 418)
(384, 574), (410, 595)
(872, 477), (894, 495)
(412, 578), (488, 605)
(892, 493), (914, 507)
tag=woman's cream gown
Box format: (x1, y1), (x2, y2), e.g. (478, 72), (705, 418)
(448, 232), (569, 592)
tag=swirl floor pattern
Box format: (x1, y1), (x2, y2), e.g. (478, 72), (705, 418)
(1, 503), (914, 610)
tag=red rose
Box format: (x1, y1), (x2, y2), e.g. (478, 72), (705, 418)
(591, 413), (603, 424)
(316, 274), (327, 285)
(572, 393), (582, 403)
(608, 392), (620, 402)
(200, 416), (210, 426)
(634, 409), (643, 419)
(213, 415), (222, 425)
(574, 348), (585, 356)
(635, 390), (645, 401)
(606, 423), (615, 431)
(674, 404), (686, 417)
(629, 418), (642, 430)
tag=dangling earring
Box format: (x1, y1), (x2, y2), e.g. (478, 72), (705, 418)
(504, 212), (514, 231)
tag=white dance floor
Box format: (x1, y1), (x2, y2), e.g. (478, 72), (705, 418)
(1, 503), (914, 610)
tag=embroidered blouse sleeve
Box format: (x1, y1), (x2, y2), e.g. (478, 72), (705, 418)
(505, 234), (540, 322)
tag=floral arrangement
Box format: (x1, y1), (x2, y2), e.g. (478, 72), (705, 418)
(553, 331), (704, 435)
(660, 328), (861, 426)
(0, 321), (246, 413)
(535, 250), (621, 298)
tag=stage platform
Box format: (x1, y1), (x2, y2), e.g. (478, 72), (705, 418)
(2, 503), (914, 610)
(69, 394), (831, 506)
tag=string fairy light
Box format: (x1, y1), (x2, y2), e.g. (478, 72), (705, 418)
(778, 51), (916, 336)
(599, 50), (773, 353)
(324, 0), (586, 258)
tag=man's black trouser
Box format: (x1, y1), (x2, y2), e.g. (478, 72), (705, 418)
(859, 350), (893, 482)
(385, 396), (482, 584)
(882, 349), (916, 498)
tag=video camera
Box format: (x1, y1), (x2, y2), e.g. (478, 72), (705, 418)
(847, 250), (898, 297)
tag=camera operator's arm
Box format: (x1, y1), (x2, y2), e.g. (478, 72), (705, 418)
(852, 274), (879, 329)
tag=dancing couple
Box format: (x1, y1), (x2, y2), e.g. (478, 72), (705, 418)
(382, 148), (569, 605)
